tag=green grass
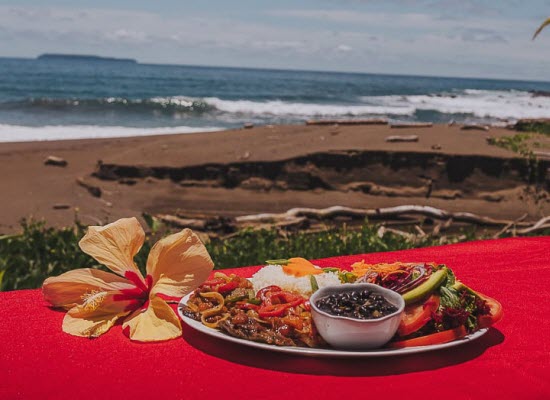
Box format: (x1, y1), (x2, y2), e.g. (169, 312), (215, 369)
(486, 120), (550, 159)
(0, 219), (477, 292)
(486, 121), (550, 183)
(2, 219), (546, 292)
(514, 120), (550, 136)
(486, 133), (534, 157)
(206, 224), (471, 269)
(0, 220), (151, 291)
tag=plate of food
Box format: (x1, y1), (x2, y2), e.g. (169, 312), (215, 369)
(178, 258), (502, 357)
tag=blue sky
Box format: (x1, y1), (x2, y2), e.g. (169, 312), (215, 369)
(0, 1), (549, 80)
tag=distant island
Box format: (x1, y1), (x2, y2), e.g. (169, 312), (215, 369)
(37, 54), (137, 63)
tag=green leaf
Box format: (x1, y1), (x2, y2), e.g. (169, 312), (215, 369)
(0, 269), (5, 289)
(141, 213), (163, 234)
(0, 234), (19, 241)
(444, 268), (456, 287)
(310, 275), (319, 292)
(533, 17), (550, 40)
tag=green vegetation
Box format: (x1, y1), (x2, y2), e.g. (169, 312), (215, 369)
(2, 218), (547, 292)
(486, 133), (535, 158)
(0, 220), (151, 292)
(486, 121), (550, 182)
(515, 120), (550, 136)
(0, 219), (478, 292)
(206, 224), (470, 270)
(487, 120), (550, 158)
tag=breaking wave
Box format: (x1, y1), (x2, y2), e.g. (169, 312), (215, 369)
(0, 124), (223, 142)
(5, 89), (550, 120)
(202, 97), (414, 116)
(360, 89), (550, 120)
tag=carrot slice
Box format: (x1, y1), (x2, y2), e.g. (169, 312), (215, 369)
(282, 257), (323, 277)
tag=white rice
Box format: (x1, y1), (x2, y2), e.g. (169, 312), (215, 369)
(249, 265), (342, 297)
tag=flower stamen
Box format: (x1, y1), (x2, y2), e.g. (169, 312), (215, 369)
(81, 290), (107, 312)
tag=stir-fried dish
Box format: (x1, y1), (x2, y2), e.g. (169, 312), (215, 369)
(180, 272), (324, 347)
(179, 257), (503, 349)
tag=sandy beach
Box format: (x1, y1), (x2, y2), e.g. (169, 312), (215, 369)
(1, 123), (548, 234)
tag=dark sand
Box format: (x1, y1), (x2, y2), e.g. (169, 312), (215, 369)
(1, 124), (549, 233)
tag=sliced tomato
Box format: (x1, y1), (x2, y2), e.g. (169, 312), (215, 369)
(476, 292), (503, 329)
(397, 294), (440, 337)
(387, 326), (467, 349)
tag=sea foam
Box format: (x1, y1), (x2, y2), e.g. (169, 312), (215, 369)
(360, 89), (550, 120)
(151, 90), (550, 120)
(203, 97), (414, 117)
(0, 124), (223, 143)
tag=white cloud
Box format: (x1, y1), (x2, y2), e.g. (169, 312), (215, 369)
(104, 29), (150, 44)
(0, 5), (548, 80)
(336, 44), (352, 52)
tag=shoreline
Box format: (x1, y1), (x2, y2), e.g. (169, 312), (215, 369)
(1, 123), (548, 234)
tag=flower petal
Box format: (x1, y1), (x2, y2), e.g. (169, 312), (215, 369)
(146, 229), (214, 300)
(61, 292), (134, 338)
(122, 295), (182, 342)
(43, 268), (135, 310)
(79, 217), (145, 279)
(62, 310), (126, 338)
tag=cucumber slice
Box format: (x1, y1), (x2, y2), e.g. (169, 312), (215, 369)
(402, 267), (448, 305)
(310, 275), (319, 293)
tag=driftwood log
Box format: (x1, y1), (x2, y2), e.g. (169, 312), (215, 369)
(156, 214), (208, 230)
(44, 155), (68, 167)
(154, 205), (547, 238)
(492, 214), (527, 238)
(390, 122), (433, 129)
(461, 124), (489, 131)
(76, 177), (102, 198)
(385, 135), (419, 143)
(234, 205), (532, 227)
(305, 119), (388, 126)
(533, 151), (550, 161)
(516, 216), (550, 234)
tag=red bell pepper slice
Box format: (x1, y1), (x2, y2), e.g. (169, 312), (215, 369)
(217, 280), (239, 293)
(258, 303), (290, 318)
(202, 278), (225, 287)
(280, 292), (305, 307)
(257, 286), (282, 305)
(256, 286), (305, 316)
(257, 285), (282, 299)
(235, 301), (260, 311)
(265, 290), (305, 307)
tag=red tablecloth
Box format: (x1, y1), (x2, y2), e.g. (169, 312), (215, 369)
(2, 237), (550, 399)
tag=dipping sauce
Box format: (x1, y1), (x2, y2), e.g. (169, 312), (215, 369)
(315, 289), (398, 320)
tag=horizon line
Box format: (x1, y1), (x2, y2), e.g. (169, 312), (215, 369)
(0, 54), (549, 85)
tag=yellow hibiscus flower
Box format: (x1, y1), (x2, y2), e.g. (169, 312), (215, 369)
(42, 217), (214, 342)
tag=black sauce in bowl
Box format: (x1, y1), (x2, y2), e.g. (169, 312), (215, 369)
(315, 289), (398, 320)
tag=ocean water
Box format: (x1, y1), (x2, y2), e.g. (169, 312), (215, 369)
(2, 56), (550, 142)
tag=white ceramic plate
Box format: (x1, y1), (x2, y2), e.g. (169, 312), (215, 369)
(178, 294), (489, 358)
